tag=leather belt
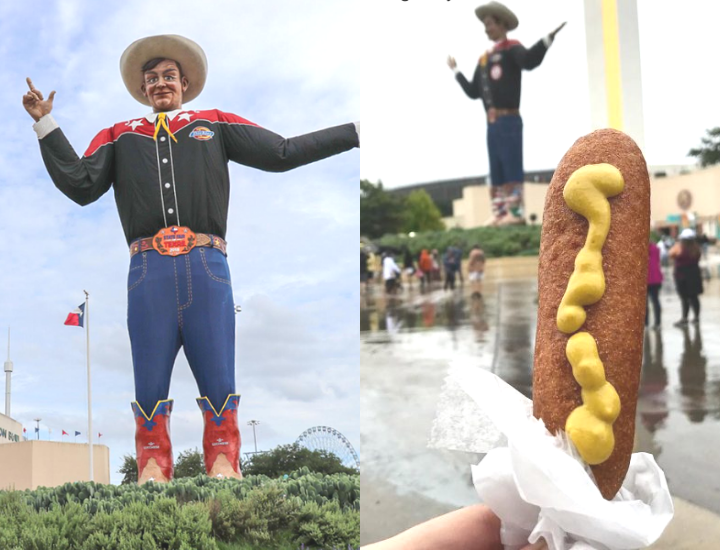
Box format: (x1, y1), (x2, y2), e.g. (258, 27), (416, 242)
(130, 232), (227, 258)
(487, 108), (520, 123)
(494, 108), (520, 116)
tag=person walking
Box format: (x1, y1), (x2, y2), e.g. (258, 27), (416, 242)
(443, 247), (460, 291)
(418, 249), (434, 291)
(450, 243), (465, 285)
(447, 2), (565, 225)
(468, 244), (486, 285)
(646, 239), (663, 328)
(369, 250), (382, 285)
(431, 249), (442, 282)
(669, 228), (703, 326)
(383, 252), (402, 295)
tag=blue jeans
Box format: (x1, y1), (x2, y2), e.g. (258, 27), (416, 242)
(127, 246), (236, 414)
(487, 115), (524, 186)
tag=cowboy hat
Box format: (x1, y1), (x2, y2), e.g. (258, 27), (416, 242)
(679, 228), (697, 240)
(475, 2), (519, 31)
(120, 34), (207, 106)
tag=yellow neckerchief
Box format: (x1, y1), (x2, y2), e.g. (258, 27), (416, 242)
(153, 112), (177, 143)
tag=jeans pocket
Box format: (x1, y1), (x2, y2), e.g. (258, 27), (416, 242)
(127, 252), (148, 292)
(199, 248), (232, 286)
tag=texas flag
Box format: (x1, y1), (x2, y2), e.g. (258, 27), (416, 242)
(64, 304), (85, 327)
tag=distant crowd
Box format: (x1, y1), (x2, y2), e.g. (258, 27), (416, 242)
(649, 227), (716, 328)
(360, 243), (486, 294)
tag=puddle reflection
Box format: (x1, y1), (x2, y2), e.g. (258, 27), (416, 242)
(361, 276), (720, 513)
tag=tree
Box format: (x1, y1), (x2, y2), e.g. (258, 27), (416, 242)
(118, 453), (137, 485)
(174, 447), (205, 478)
(688, 127), (720, 167)
(361, 179), (404, 239)
(401, 190), (445, 233)
(243, 444), (357, 478)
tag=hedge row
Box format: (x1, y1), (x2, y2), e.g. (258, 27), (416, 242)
(377, 225), (542, 259)
(23, 468), (359, 515)
(0, 469), (359, 550)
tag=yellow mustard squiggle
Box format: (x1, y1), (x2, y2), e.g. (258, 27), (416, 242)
(557, 164), (624, 334)
(564, 332), (620, 464)
(557, 163), (623, 466)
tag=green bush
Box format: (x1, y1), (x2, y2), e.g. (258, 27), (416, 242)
(293, 500), (360, 549)
(377, 225), (542, 259)
(1, 471), (359, 550)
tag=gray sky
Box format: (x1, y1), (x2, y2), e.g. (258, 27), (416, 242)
(362, 0), (719, 188)
(0, 0), (359, 483)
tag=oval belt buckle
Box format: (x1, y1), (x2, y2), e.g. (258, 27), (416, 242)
(152, 226), (197, 256)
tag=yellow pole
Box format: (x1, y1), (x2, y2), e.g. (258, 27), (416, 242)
(601, 0), (623, 130)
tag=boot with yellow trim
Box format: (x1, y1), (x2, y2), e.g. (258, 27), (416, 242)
(131, 399), (174, 484)
(196, 394), (242, 479)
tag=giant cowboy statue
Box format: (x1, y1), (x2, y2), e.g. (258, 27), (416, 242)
(447, 2), (565, 225)
(23, 35), (359, 483)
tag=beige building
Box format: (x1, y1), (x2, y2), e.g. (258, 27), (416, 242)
(448, 165), (720, 238)
(0, 413), (23, 444)
(0, 441), (110, 490)
(0, 413), (110, 490)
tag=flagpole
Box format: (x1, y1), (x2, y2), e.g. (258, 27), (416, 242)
(84, 290), (93, 482)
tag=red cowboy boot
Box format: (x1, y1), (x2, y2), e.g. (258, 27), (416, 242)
(486, 187), (507, 226)
(196, 394), (242, 479)
(131, 400), (174, 483)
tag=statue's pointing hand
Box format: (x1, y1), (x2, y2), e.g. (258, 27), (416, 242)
(550, 22), (567, 41)
(23, 77), (56, 123)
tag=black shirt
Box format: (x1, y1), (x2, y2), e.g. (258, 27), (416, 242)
(38, 109), (358, 244)
(455, 38), (548, 111)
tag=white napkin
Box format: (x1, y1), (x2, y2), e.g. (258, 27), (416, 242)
(449, 364), (674, 550)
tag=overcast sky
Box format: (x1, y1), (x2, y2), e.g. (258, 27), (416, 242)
(0, 0), (359, 483)
(362, 0), (720, 188)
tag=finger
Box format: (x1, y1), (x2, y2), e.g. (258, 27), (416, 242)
(26, 77), (34, 91)
(48, 90), (56, 103)
(26, 77), (44, 100)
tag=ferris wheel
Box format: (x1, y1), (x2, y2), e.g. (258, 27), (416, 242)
(296, 426), (360, 470)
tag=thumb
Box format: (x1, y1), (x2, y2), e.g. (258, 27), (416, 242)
(48, 90), (56, 104)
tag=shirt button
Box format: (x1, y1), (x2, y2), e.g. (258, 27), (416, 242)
(165, 183), (171, 188)
(160, 136), (166, 142)
(168, 208), (174, 214)
(162, 158), (168, 164)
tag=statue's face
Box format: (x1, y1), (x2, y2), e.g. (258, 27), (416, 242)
(483, 15), (507, 42)
(141, 59), (188, 112)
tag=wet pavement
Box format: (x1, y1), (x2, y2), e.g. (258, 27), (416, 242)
(360, 257), (720, 547)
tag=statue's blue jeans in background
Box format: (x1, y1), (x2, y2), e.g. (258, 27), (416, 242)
(487, 114), (524, 186)
(127, 246), (236, 414)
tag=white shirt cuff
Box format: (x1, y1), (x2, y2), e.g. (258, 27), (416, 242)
(33, 114), (59, 139)
(354, 121), (360, 145)
(452, 66), (460, 75)
(543, 34), (553, 48)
